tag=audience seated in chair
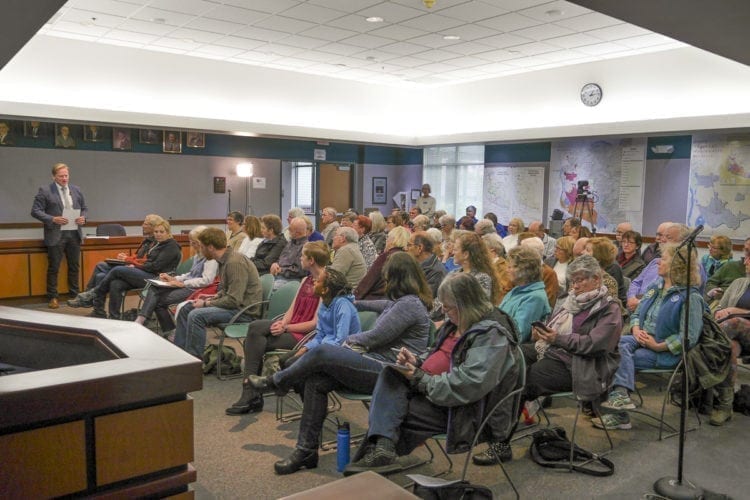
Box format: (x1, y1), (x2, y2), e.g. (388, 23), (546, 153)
(329, 226), (367, 289)
(354, 227), (410, 300)
(320, 206), (339, 247)
(499, 246), (551, 343)
(134, 226), (218, 333)
(519, 234), (559, 309)
(226, 211), (247, 251)
(251, 214), (287, 276)
(353, 215), (379, 269)
(270, 217), (309, 290)
(69, 218), (181, 319)
(238, 215), (264, 258)
(407, 231), (446, 297)
(172, 227), (263, 358)
(246, 253), (432, 475)
(341, 273), (519, 476)
(597, 244), (706, 430)
(226, 241), (328, 415)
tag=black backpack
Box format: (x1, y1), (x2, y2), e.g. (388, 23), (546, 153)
(529, 426), (614, 476)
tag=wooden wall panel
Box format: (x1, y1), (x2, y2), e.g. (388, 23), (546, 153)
(0, 254), (30, 298)
(29, 252), (70, 296)
(0, 420), (87, 498)
(95, 399), (193, 485)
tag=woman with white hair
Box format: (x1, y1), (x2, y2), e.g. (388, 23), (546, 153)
(354, 227), (410, 300)
(368, 210), (387, 254)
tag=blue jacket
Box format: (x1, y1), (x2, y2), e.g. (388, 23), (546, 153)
(499, 281), (551, 342)
(632, 280), (706, 367)
(306, 294), (360, 350)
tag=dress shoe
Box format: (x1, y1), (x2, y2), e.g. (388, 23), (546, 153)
(472, 441), (512, 466)
(274, 448), (318, 475)
(48, 298), (59, 309)
(225, 396), (264, 416)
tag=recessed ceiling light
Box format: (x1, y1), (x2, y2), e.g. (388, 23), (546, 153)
(365, 16), (383, 23)
(443, 35), (460, 41)
(366, 56), (377, 61)
(151, 17), (166, 24)
(545, 9), (563, 17)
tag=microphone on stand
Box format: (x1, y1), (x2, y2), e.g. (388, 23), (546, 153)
(676, 225), (703, 250)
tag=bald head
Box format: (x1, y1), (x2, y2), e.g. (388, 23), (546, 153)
(615, 222), (633, 242)
(289, 217), (307, 239)
(573, 237), (590, 257)
(655, 222), (671, 244)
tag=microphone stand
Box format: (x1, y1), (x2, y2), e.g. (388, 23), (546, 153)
(653, 229), (703, 499)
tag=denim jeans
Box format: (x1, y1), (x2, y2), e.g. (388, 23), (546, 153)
(94, 266), (155, 318)
(612, 335), (679, 392)
(270, 344), (385, 451)
(367, 367), (448, 456)
(243, 319), (298, 376)
(140, 286), (193, 331)
(86, 262), (113, 291)
(173, 303), (253, 358)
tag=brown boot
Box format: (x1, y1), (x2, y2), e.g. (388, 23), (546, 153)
(709, 385), (734, 426)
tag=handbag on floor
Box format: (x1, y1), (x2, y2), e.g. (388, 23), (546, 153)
(408, 474), (493, 500)
(529, 426), (614, 476)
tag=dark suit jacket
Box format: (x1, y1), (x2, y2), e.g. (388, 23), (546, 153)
(31, 183), (88, 246)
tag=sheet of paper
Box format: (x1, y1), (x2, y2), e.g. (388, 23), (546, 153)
(62, 209), (80, 230)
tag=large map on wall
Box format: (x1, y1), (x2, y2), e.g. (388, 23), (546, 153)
(688, 134), (750, 238)
(483, 164), (545, 224)
(548, 138), (646, 233)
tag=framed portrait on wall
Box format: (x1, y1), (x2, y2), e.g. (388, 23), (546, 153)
(112, 127), (132, 150)
(139, 128), (161, 144)
(24, 120), (48, 138)
(163, 130), (182, 153)
(54, 124), (76, 149)
(83, 124), (105, 142)
(186, 131), (205, 148)
(372, 177), (387, 205)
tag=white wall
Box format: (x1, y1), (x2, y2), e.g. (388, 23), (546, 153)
(1, 36), (750, 146)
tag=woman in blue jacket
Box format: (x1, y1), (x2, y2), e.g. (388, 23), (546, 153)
(595, 244), (706, 430)
(499, 246), (551, 342)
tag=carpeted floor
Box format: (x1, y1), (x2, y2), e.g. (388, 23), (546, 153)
(10, 298), (750, 499)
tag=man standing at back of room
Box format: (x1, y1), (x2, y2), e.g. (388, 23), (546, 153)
(31, 163), (87, 309)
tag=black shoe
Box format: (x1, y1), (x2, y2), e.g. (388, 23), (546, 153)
(472, 441), (512, 466)
(231, 380), (259, 407)
(225, 396), (264, 415)
(87, 309), (107, 318)
(343, 437), (401, 476)
(247, 374), (287, 396)
(68, 291), (95, 308)
(274, 448), (318, 475)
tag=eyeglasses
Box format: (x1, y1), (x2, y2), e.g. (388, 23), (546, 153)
(570, 276), (593, 286)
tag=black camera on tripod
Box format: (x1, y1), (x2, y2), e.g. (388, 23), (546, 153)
(576, 180), (592, 201)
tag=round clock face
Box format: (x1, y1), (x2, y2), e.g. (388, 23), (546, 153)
(580, 83), (602, 106)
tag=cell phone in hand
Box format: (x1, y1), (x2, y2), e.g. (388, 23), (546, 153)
(531, 321), (550, 331)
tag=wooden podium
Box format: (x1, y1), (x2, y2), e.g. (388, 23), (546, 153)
(0, 306), (202, 498)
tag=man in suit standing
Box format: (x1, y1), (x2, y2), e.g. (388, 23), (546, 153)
(31, 163), (88, 309)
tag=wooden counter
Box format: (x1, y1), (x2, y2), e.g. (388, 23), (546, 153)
(0, 306), (202, 498)
(0, 235), (191, 299)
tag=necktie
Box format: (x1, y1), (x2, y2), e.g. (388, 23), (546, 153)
(62, 186), (71, 209)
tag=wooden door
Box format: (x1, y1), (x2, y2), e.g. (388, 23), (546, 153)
(318, 163), (351, 219)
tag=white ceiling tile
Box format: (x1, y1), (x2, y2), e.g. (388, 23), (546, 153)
(391, 0), (468, 11)
(148, 0), (218, 16)
(148, 45), (187, 54)
(278, 34), (330, 49)
(397, 67), (429, 78)
(47, 21), (110, 37)
(518, 1), (591, 22)
(194, 44), (245, 57)
(367, 24), (428, 41)
(554, 12), (622, 31)
(440, 23), (499, 42)
(576, 41), (629, 55)
(254, 15), (316, 34)
(479, 0), (551, 10)
(103, 38), (147, 48)
(262, 43), (304, 57)
(64, 0), (141, 17)
(294, 49), (343, 62)
(513, 23), (574, 41)
(105, 29), (159, 43)
(232, 49), (282, 62)
(332, 56), (372, 68)
(413, 48), (463, 62)
(233, 26), (289, 43)
(153, 37), (204, 50)
(203, 5), (270, 25)
(440, 67), (487, 79)
(213, 36), (266, 50)
(303, 62), (351, 74)
(272, 57), (317, 68)
(416, 61), (461, 73)
(587, 23), (652, 41)
(223, 0), (301, 14)
(475, 47), (522, 62)
(300, 25), (359, 42)
(406, 75), (451, 85)
(280, 3), (347, 24)
(317, 43), (365, 56)
(539, 49), (589, 62)
(307, 0), (382, 13)
(44, 30), (100, 42)
(379, 41), (430, 56)
(476, 61), (515, 72)
(616, 33), (678, 49)
(437, 1), (509, 23)
(131, 7), (195, 26)
(185, 17), (244, 35)
(344, 33), (394, 49)
(118, 19), (177, 36)
(477, 12), (540, 31)
(442, 55), (490, 68)
(401, 14), (465, 32)
(61, 9), (126, 29)
(477, 32), (533, 48)
(353, 48), (400, 62)
(503, 55), (550, 67)
(168, 28), (224, 43)
(408, 33), (463, 49)
(358, 3), (425, 23)
(385, 55), (433, 67)
(445, 40), (497, 56)
(510, 41), (558, 55)
(327, 14), (381, 33)
(545, 32), (601, 49)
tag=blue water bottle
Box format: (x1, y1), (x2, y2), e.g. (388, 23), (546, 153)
(336, 421), (351, 472)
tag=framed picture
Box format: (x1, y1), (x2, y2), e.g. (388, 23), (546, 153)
(112, 127), (132, 150)
(186, 131), (205, 148)
(372, 177), (387, 205)
(54, 124), (76, 149)
(24, 120), (48, 138)
(139, 128), (161, 144)
(410, 189), (421, 202)
(163, 130), (182, 153)
(83, 124), (105, 142)
(0, 120), (14, 146)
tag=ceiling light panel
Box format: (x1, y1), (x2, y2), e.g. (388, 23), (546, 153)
(358, 3), (425, 24)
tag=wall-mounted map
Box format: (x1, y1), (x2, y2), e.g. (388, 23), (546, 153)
(548, 138), (646, 233)
(688, 134), (750, 239)
(483, 164), (545, 225)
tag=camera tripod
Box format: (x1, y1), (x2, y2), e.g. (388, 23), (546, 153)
(572, 194), (597, 234)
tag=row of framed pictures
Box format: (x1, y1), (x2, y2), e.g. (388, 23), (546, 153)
(0, 119), (205, 153)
